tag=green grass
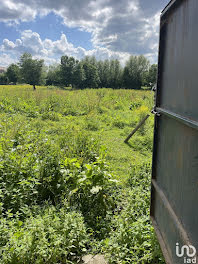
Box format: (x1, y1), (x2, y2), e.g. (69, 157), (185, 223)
(0, 85), (164, 264)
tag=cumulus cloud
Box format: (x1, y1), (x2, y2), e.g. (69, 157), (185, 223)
(1, 30), (130, 66)
(0, 0), (169, 61)
(0, 0), (37, 22)
(0, 53), (15, 67)
(1, 30), (81, 63)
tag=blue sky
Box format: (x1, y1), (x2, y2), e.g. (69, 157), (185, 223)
(0, 13), (93, 50)
(0, 0), (170, 67)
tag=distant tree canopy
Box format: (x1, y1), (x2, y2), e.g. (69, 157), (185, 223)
(46, 64), (62, 86)
(0, 52), (157, 89)
(59, 55), (156, 89)
(60, 55), (78, 87)
(6, 64), (20, 84)
(0, 73), (8, 85)
(19, 53), (44, 90)
(73, 62), (86, 88)
(146, 64), (158, 88)
(123, 55), (150, 89)
(81, 57), (100, 89)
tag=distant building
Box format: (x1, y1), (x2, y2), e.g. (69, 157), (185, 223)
(0, 67), (6, 74)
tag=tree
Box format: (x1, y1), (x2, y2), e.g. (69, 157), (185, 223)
(123, 55), (150, 89)
(97, 60), (111, 88)
(46, 64), (62, 86)
(146, 64), (158, 88)
(0, 73), (8, 85)
(60, 55), (77, 88)
(81, 60), (100, 88)
(19, 53), (44, 90)
(109, 59), (123, 89)
(73, 62), (86, 89)
(6, 64), (20, 84)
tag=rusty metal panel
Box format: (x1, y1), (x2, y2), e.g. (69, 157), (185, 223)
(151, 0), (198, 263)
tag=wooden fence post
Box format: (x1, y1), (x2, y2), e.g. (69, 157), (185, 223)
(124, 114), (150, 143)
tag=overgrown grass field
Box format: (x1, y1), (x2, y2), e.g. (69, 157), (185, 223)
(0, 85), (164, 263)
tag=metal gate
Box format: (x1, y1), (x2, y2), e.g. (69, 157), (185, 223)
(151, 0), (198, 263)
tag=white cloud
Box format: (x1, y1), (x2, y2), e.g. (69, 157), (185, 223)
(0, 0), (37, 22)
(0, 0), (169, 66)
(0, 30), (131, 66)
(1, 30), (78, 61)
(2, 39), (15, 49)
(0, 53), (16, 66)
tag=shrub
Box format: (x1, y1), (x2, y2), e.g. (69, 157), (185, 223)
(0, 207), (88, 264)
(103, 216), (163, 264)
(0, 127), (101, 213)
(102, 162), (164, 263)
(0, 125), (117, 238)
(66, 157), (117, 238)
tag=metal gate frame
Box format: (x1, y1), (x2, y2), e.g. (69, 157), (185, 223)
(150, 0), (198, 263)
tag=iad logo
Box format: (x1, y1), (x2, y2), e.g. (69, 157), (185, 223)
(176, 243), (197, 263)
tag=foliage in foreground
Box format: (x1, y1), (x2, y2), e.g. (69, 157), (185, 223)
(102, 163), (164, 264)
(0, 208), (88, 264)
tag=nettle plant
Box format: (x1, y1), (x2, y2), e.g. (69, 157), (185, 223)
(0, 206), (89, 264)
(60, 157), (118, 238)
(0, 124), (118, 238)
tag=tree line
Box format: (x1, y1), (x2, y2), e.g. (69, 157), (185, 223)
(0, 52), (157, 90)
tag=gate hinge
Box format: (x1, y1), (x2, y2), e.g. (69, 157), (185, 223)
(151, 108), (161, 116)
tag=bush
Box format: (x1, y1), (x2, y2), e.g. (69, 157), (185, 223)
(66, 157), (117, 238)
(0, 123), (117, 239)
(102, 162), (164, 264)
(103, 216), (163, 264)
(0, 125), (101, 213)
(0, 207), (88, 264)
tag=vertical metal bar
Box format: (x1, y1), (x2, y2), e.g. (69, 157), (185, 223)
(150, 13), (167, 216)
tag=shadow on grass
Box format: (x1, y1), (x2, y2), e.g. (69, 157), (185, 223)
(124, 141), (133, 148)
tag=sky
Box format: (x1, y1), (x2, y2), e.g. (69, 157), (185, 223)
(0, 0), (170, 67)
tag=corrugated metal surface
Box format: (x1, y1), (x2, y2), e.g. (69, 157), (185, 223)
(151, 0), (198, 263)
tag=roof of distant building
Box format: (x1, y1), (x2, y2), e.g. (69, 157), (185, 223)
(0, 67), (6, 73)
